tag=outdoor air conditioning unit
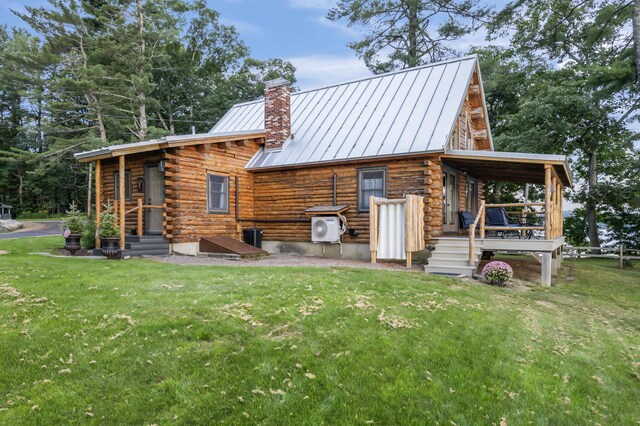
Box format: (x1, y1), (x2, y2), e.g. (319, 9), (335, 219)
(311, 216), (341, 243)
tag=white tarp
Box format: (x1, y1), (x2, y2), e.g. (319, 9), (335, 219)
(376, 201), (406, 260)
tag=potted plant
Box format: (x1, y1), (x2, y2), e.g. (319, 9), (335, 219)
(98, 203), (121, 259)
(481, 261), (513, 286)
(61, 202), (84, 255)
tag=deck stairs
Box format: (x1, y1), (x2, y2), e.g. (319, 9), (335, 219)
(124, 235), (170, 256)
(424, 237), (481, 276)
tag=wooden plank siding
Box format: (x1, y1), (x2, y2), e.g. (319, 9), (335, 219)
(449, 65), (490, 151)
(163, 142), (259, 243)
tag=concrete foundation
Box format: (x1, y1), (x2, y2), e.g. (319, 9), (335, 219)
(171, 242), (199, 256)
(171, 238), (430, 263)
(262, 240), (370, 260)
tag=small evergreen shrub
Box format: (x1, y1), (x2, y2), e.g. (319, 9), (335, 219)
(81, 219), (97, 249)
(98, 203), (120, 238)
(60, 202), (85, 235)
(482, 261), (513, 286)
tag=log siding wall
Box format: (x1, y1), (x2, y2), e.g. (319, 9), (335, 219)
(99, 150), (484, 247)
(163, 143), (258, 243)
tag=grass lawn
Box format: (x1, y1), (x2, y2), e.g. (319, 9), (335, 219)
(0, 237), (639, 425)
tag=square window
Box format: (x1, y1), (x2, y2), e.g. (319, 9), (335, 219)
(207, 174), (229, 213)
(358, 168), (386, 212)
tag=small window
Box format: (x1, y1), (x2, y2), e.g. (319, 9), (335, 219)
(358, 168), (386, 212)
(114, 171), (131, 201)
(207, 174), (229, 213)
(466, 177), (479, 216)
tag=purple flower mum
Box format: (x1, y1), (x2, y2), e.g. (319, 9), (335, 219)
(482, 261), (513, 284)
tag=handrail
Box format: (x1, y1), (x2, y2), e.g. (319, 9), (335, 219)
(468, 201), (486, 265)
(118, 198), (165, 237)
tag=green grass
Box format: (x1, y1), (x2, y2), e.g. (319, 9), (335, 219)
(0, 237), (639, 425)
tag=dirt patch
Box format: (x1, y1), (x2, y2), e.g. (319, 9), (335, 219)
(478, 255), (542, 284)
(57, 248), (95, 256)
(7, 221), (44, 233)
(154, 253), (420, 271)
(535, 300), (557, 309)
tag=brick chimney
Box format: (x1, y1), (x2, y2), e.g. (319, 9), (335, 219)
(264, 78), (291, 151)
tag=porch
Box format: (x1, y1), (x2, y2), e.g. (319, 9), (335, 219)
(427, 150), (573, 286)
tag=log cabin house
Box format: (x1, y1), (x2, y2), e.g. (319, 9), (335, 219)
(75, 55), (572, 285)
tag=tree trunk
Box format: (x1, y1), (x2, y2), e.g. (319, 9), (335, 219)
(136, 0), (148, 141)
(16, 171), (23, 207)
(87, 163), (93, 218)
(633, 0), (640, 84)
(586, 151), (601, 253)
(407, 1), (418, 67)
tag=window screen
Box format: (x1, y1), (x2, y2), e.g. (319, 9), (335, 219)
(207, 174), (229, 213)
(358, 168), (386, 211)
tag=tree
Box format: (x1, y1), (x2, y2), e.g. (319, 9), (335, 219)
(3, 0), (297, 216)
(328, 0), (491, 73)
(489, 0), (637, 249)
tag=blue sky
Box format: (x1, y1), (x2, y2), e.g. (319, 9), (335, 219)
(0, 0), (501, 90)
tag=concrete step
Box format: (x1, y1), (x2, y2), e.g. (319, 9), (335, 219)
(424, 264), (477, 276)
(123, 248), (170, 257)
(125, 235), (167, 244)
(428, 257), (476, 267)
(431, 249), (481, 259)
(125, 242), (170, 251)
(434, 238), (472, 248)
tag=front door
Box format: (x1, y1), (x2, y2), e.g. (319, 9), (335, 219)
(145, 165), (164, 235)
(442, 168), (459, 233)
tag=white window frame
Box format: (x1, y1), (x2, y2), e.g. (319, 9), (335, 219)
(357, 167), (387, 212)
(207, 174), (230, 214)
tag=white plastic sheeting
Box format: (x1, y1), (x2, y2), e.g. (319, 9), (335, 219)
(376, 202), (406, 260)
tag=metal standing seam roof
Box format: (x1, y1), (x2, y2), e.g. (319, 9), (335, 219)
(211, 55), (484, 170)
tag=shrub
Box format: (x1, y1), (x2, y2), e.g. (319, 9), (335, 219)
(98, 203), (120, 238)
(482, 261), (513, 286)
(60, 202), (85, 235)
(81, 219), (97, 249)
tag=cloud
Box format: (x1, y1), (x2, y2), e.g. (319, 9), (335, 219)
(311, 16), (362, 37)
(287, 54), (371, 90)
(219, 17), (262, 36)
(290, 0), (335, 10)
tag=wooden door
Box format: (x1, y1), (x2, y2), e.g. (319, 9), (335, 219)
(442, 168), (459, 233)
(144, 165), (164, 235)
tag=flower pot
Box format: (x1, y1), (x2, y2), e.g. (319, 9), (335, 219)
(64, 234), (82, 255)
(100, 237), (121, 259)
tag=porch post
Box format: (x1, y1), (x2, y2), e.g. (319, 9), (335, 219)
(119, 155), (126, 250)
(95, 159), (101, 249)
(559, 184), (564, 236)
(541, 252), (552, 287)
(551, 175), (557, 238)
(544, 164), (551, 239)
(556, 181), (562, 238)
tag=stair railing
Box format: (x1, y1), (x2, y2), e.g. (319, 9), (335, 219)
(122, 198), (164, 236)
(468, 200), (486, 265)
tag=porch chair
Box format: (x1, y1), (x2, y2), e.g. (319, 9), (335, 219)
(458, 211), (475, 232)
(485, 207), (533, 239)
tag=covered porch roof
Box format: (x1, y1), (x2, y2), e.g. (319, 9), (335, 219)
(441, 150), (573, 187)
(74, 129), (265, 163)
